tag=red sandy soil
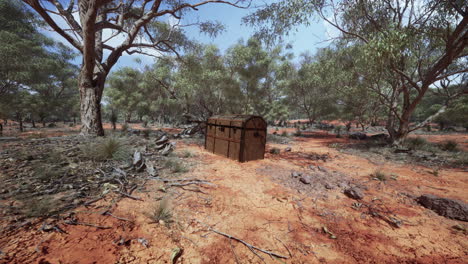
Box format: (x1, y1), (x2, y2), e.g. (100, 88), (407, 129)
(1, 126), (467, 263)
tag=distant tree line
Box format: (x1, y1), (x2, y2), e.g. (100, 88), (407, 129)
(0, 0), (466, 144)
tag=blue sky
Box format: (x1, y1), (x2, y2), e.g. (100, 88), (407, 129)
(40, 1), (335, 71)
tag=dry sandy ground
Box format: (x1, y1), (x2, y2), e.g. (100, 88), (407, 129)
(0, 125), (467, 263)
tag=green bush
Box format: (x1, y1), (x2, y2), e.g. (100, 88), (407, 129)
(439, 140), (458, 152)
(403, 137), (429, 150)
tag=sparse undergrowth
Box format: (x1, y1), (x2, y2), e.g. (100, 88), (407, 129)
(336, 136), (466, 167)
(81, 136), (130, 161)
(164, 157), (189, 173)
(371, 169), (387, 182)
(267, 133), (291, 144)
(149, 198), (173, 227)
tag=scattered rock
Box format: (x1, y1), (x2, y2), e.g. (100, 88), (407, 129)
(324, 183), (334, 190)
(317, 166), (328, 173)
(284, 147), (292, 152)
(291, 171), (302, 178)
(299, 175), (311, 184)
(344, 187), (364, 200)
(309, 165), (316, 170)
(270, 148), (280, 154)
(417, 194), (468, 221)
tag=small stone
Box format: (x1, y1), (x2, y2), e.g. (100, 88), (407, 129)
(344, 187), (364, 200)
(309, 165), (316, 170)
(324, 183), (334, 190)
(291, 171), (302, 178)
(299, 176), (311, 184)
(284, 147), (292, 152)
(317, 166), (328, 173)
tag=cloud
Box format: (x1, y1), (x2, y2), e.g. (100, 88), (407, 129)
(323, 14), (340, 40)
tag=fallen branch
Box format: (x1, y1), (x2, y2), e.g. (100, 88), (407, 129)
(103, 212), (133, 222)
(64, 220), (112, 229)
(115, 190), (143, 201)
(198, 221), (288, 260)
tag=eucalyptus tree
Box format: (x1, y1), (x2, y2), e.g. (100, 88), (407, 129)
(22, 0), (250, 136)
(287, 50), (338, 124)
(174, 44), (241, 120)
(225, 38), (291, 120)
(106, 67), (145, 123)
(0, 0), (79, 130)
(246, 0), (467, 143)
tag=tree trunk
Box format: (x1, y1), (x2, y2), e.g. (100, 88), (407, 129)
(79, 74), (105, 136)
(32, 119), (35, 128)
(16, 112), (23, 132)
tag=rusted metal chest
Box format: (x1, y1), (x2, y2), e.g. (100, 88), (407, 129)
(205, 115), (267, 162)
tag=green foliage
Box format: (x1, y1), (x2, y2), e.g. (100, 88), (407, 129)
(403, 137), (429, 150)
(164, 158), (189, 173)
(0, 0), (79, 124)
(439, 140), (459, 152)
(149, 198), (173, 225)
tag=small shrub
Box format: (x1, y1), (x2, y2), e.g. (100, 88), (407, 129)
(439, 140), (458, 152)
(429, 168), (439, 177)
(82, 137), (129, 161)
(34, 165), (64, 182)
(142, 129), (151, 138)
(23, 196), (57, 217)
(269, 148), (280, 154)
(179, 150), (195, 158)
(164, 158), (189, 173)
(267, 134), (290, 144)
(294, 128), (302, 136)
(371, 169), (387, 182)
(149, 198), (173, 225)
(403, 137), (429, 150)
(121, 123), (129, 132)
(452, 152), (468, 167)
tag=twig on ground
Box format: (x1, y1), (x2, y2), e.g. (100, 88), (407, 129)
(102, 211), (133, 222)
(197, 221), (288, 260)
(115, 190), (143, 201)
(275, 237), (292, 258)
(229, 238), (241, 264)
(64, 220), (111, 229)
